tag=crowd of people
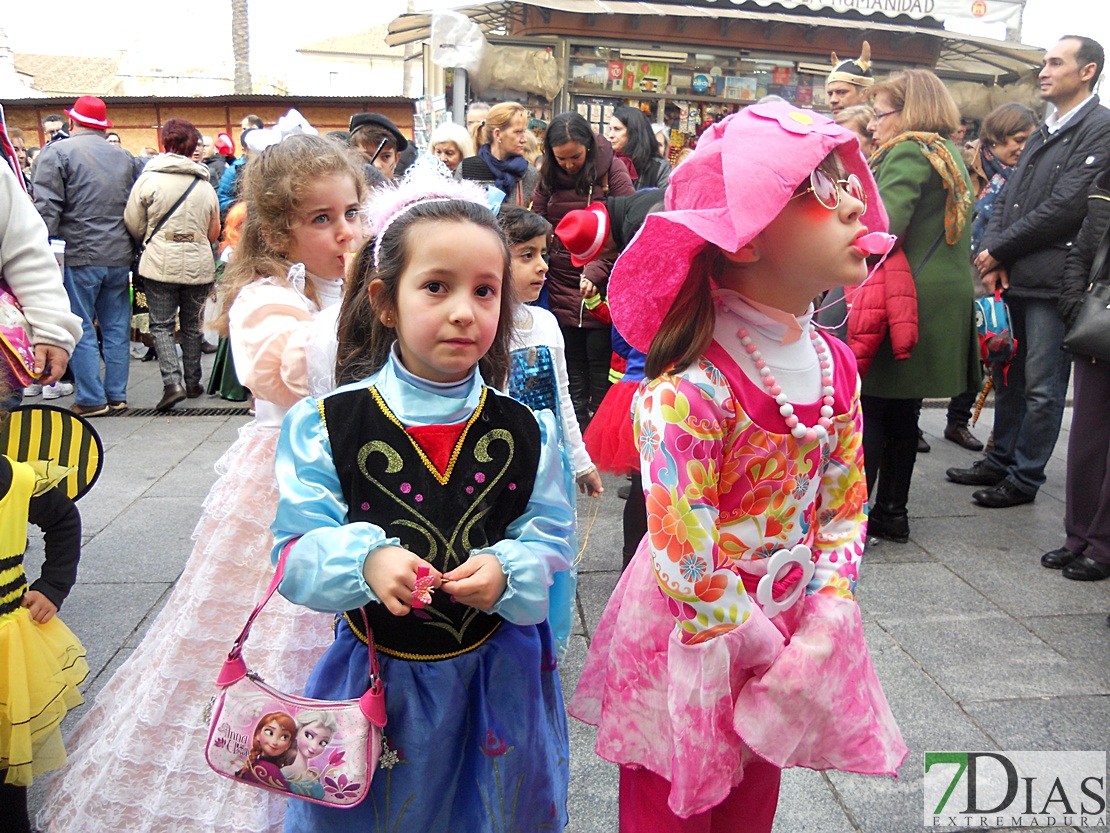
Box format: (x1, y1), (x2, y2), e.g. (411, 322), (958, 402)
(0, 30), (1107, 833)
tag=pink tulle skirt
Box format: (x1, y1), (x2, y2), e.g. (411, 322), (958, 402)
(582, 380), (640, 475)
(38, 423), (336, 833)
(569, 539), (908, 819)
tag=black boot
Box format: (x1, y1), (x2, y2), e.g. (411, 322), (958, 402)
(869, 435), (918, 544)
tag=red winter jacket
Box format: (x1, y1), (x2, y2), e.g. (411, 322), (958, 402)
(845, 248), (918, 376)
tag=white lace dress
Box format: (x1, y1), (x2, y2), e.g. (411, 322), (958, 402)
(38, 268), (342, 833)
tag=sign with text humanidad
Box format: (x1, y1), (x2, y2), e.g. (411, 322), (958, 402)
(737, 0), (1024, 24)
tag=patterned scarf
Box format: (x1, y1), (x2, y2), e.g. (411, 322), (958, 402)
(870, 131), (972, 244)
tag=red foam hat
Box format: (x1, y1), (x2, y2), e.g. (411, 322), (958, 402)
(214, 132), (235, 156)
(554, 202), (610, 267)
(67, 95), (112, 130)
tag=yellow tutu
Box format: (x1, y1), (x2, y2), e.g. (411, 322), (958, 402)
(0, 606), (88, 786)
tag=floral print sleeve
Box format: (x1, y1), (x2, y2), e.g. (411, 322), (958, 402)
(635, 363), (757, 645)
(808, 373), (867, 600)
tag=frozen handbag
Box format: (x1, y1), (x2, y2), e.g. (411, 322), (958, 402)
(204, 541), (387, 807)
(0, 279), (39, 386)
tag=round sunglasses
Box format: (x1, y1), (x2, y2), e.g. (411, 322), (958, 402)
(790, 170), (867, 212)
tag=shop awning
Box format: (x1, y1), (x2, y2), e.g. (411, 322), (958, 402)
(386, 0), (1045, 82)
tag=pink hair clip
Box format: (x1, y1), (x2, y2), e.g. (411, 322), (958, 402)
(411, 565), (435, 609)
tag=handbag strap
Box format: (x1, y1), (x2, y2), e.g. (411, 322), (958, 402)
(143, 177), (200, 249)
(224, 539), (380, 684)
(912, 228), (946, 275)
(1086, 216), (1110, 288)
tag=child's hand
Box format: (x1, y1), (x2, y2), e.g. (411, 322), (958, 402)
(440, 553), (506, 611)
(577, 467), (604, 497)
(579, 277), (599, 299)
(22, 590), (57, 623)
(362, 545), (442, 617)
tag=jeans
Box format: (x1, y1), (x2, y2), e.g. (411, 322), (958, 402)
(144, 279), (211, 388)
(985, 295), (1072, 494)
(63, 265), (131, 406)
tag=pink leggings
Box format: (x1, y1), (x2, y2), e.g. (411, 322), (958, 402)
(618, 760), (781, 833)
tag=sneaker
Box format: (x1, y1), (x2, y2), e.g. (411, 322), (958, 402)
(23, 384), (41, 396)
(72, 403), (111, 418)
(41, 381), (75, 400)
(107, 400), (128, 412)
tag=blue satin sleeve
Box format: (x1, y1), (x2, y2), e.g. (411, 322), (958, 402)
(481, 408), (576, 625)
(270, 396), (401, 613)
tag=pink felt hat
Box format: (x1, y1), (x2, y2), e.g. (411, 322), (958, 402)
(609, 102), (888, 354)
(554, 202), (610, 267)
(67, 95), (112, 129)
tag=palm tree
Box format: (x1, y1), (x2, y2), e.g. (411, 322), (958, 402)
(232, 0), (250, 94)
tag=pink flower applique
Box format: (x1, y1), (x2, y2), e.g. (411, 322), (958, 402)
(400, 482), (411, 494)
(323, 772), (363, 801)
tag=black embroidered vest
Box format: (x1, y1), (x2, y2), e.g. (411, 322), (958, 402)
(321, 385), (540, 661)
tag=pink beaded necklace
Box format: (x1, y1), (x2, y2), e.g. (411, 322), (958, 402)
(736, 325), (835, 444)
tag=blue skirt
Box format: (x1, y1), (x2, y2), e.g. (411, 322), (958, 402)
(284, 617), (570, 832)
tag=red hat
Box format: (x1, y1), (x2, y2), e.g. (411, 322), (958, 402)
(214, 132), (235, 156)
(67, 95), (112, 129)
(554, 202), (610, 267)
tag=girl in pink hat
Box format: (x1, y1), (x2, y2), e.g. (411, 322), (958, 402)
(570, 102), (908, 831)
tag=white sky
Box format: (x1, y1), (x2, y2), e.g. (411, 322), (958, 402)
(3, 0), (1109, 81)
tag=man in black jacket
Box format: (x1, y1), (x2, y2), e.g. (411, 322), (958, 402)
(947, 36), (1110, 508)
(32, 96), (138, 416)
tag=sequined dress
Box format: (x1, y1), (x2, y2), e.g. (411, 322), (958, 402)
(507, 304), (592, 659)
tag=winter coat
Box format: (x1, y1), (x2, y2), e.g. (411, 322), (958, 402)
(204, 155), (226, 190)
(846, 248), (918, 376)
(531, 134), (636, 329)
(0, 165), (83, 354)
(124, 154), (219, 286)
(457, 154), (539, 208)
(31, 131), (140, 267)
(982, 96), (1110, 300)
(632, 156), (670, 191)
(862, 137), (980, 400)
(1060, 167), (1110, 331)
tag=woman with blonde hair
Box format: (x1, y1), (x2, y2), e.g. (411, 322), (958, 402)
(458, 101), (539, 206)
(427, 121), (474, 174)
(835, 104), (876, 158)
(860, 69), (980, 543)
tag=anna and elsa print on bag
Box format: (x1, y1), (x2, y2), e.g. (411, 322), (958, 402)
(204, 543), (387, 808)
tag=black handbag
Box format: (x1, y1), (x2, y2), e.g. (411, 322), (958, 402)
(131, 177), (200, 288)
(1062, 219), (1110, 362)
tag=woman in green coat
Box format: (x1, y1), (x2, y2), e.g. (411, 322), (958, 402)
(863, 69), (980, 542)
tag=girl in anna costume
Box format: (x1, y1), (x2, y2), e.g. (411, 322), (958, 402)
(569, 103), (908, 831)
(270, 182), (575, 832)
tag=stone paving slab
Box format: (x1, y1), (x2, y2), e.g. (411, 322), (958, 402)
(23, 358), (1107, 833)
